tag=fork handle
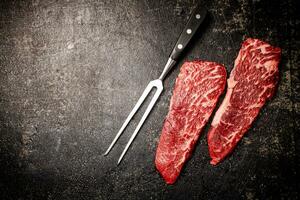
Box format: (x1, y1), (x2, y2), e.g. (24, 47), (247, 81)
(169, 5), (207, 61)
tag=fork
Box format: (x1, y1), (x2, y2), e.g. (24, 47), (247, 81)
(104, 4), (207, 165)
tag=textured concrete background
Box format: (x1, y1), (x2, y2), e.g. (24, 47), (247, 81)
(0, 0), (299, 199)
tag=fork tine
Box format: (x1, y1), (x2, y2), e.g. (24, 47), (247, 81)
(117, 84), (163, 164)
(104, 82), (155, 155)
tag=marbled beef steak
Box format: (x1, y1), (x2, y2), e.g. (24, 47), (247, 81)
(155, 61), (226, 184)
(208, 38), (281, 165)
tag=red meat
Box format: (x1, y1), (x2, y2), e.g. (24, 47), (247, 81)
(155, 61), (226, 184)
(208, 38), (281, 165)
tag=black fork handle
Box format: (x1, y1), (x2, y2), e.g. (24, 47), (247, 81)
(169, 5), (207, 61)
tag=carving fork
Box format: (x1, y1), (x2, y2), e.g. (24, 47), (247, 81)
(104, 5), (207, 164)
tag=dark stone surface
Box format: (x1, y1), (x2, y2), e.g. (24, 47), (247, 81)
(0, 0), (299, 199)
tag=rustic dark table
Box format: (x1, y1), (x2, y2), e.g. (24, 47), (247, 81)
(0, 0), (299, 199)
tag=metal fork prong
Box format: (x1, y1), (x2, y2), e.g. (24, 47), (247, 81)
(117, 82), (163, 165)
(104, 82), (155, 156)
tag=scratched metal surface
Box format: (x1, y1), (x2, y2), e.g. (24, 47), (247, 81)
(0, 0), (299, 199)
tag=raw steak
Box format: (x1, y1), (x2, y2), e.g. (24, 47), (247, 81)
(155, 61), (226, 184)
(208, 38), (281, 165)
